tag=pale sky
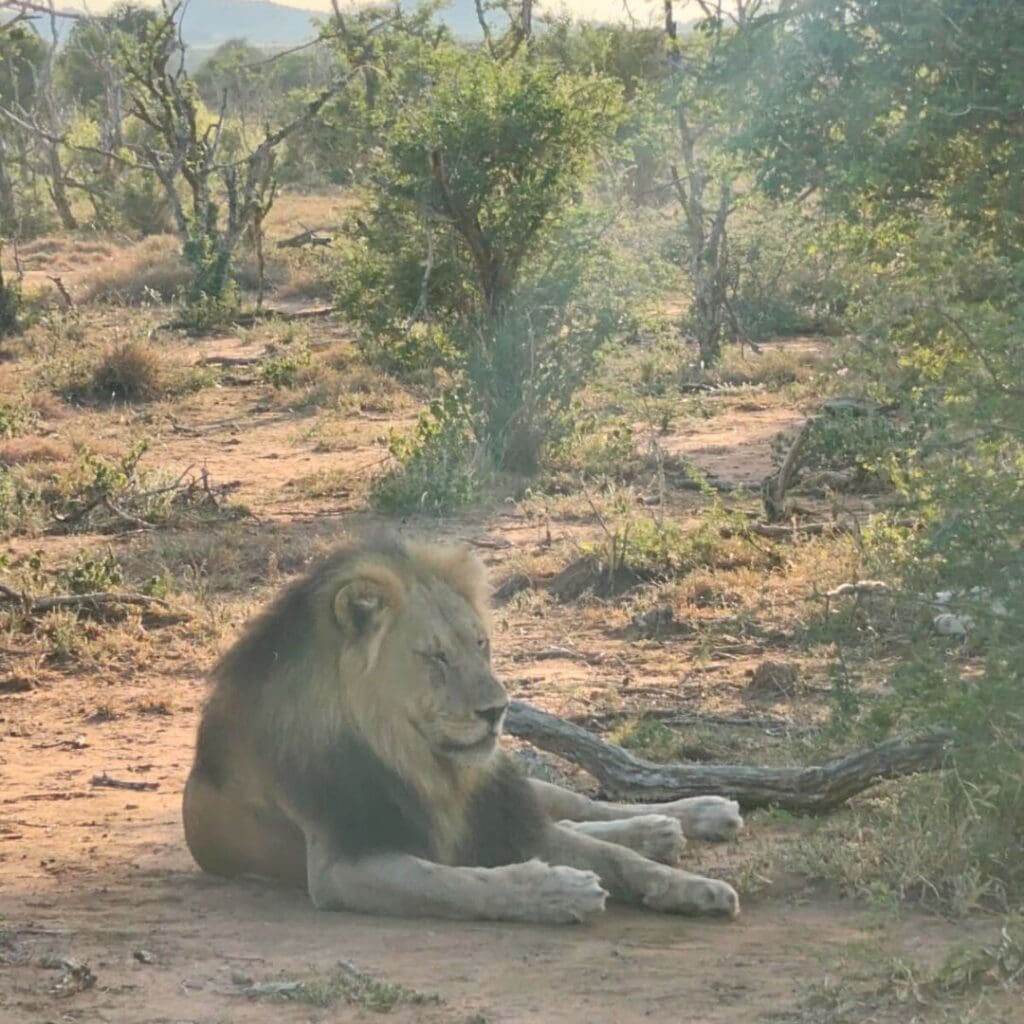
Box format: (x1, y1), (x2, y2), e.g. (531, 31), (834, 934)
(62, 0), (658, 24)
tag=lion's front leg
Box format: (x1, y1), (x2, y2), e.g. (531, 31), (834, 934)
(529, 779), (744, 842)
(304, 832), (607, 924)
(560, 816), (686, 866)
(536, 823), (739, 918)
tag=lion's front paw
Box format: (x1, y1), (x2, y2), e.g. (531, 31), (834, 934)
(620, 814), (687, 865)
(503, 860), (608, 924)
(664, 796), (744, 842)
(643, 871), (740, 918)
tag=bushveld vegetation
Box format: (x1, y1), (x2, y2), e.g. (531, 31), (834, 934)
(1, 1), (1021, 1018)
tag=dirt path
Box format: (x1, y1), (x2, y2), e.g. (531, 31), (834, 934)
(0, 686), (939, 1024)
(0, 625), (990, 1024)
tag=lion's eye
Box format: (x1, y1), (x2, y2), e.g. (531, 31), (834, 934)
(478, 637), (490, 655)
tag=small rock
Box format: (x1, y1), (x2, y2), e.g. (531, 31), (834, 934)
(51, 959), (96, 998)
(133, 949), (155, 964)
(933, 612), (971, 637)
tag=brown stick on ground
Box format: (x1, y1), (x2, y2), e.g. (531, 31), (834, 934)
(506, 701), (954, 812)
(90, 773), (159, 792)
(761, 418), (813, 521)
(0, 584), (173, 615)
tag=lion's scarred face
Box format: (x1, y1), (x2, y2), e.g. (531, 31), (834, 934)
(326, 548), (507, 767)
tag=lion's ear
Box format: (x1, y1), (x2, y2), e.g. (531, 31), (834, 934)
(332, 569), (404, 642)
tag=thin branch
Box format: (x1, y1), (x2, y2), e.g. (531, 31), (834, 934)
(0, 0), (85, 20)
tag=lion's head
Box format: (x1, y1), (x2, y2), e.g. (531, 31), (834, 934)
(300, 539), (508, 768)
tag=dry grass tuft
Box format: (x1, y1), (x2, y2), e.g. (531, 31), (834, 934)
(89, 340), (169, 402)
(0, 437), (69, 467)
(79, 235), (190, 304)
(715, 342), (824, 387)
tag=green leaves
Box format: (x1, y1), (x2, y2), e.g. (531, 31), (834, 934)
(336, 41), (633, 474)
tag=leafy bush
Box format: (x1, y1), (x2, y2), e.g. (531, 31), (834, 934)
(0, 400), (35, 439)
(112, 170), (173, 236)
(371, 394), (489, 516)
(57, 549), (125, 594)
(730, 0), (1024, 907)
(727, 200), (848, 340)
(0, 268), (22, 339)
(0, 468), (44, 535)
(335, 45), (635, 474)
(773, 409), (916, 490)
(260, 346), (312, 389)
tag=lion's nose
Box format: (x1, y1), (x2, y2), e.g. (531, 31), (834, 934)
(476, 702), (508, 729)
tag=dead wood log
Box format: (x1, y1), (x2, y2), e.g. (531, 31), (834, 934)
(276, 225), (333, 249)
(0, 584), (174, 616)
(505, 701), (954, 812)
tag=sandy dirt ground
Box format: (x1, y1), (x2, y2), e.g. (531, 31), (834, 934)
(0, 293), (1014, 1023)
(0, 674), (1001, 1024)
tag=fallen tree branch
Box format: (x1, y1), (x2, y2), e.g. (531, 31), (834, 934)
(506, 701), (954, 812)
(276, 225), (333, 249)
(0, 584), (174, 616)
(102, 495), (154, 531)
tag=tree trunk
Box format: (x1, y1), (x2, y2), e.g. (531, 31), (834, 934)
(0, 135), (17, 232)
(505, 701), (954, 813)
(45, 142), (77, 231)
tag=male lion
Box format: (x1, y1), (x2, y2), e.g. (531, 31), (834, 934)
(183, 535), (743, 924)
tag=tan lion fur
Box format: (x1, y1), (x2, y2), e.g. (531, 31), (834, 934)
(183, 535), (509, 879)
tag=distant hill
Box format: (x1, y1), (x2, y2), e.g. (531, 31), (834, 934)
(31, 1), (619, 55)
(176, 1), (494, 48)
(178, 0), (324, 49)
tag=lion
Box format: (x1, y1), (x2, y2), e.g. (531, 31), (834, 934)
(182, 535), (743, 924)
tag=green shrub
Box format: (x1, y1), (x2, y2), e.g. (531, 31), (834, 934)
(0, 400), (35, 439)
(260, 346), (312, 389)
(0, 269), (22, 339)
(371, 394), (491, 516)
(335, 45), (636, 474)
(57, 549), (125, 594)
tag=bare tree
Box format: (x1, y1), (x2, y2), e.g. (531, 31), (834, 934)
(112, 1), (359, 306)
(664, 0), (763, 365)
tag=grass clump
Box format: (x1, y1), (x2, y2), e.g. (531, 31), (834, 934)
(0, 400), (36, 439)
(260, 963), (440, 1013)
(79, 235), (190, 305)
(260, 345), (312, 389)
(88, 340), (168, 402)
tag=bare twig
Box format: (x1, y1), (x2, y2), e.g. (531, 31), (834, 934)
(90, 773), (159, 792)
